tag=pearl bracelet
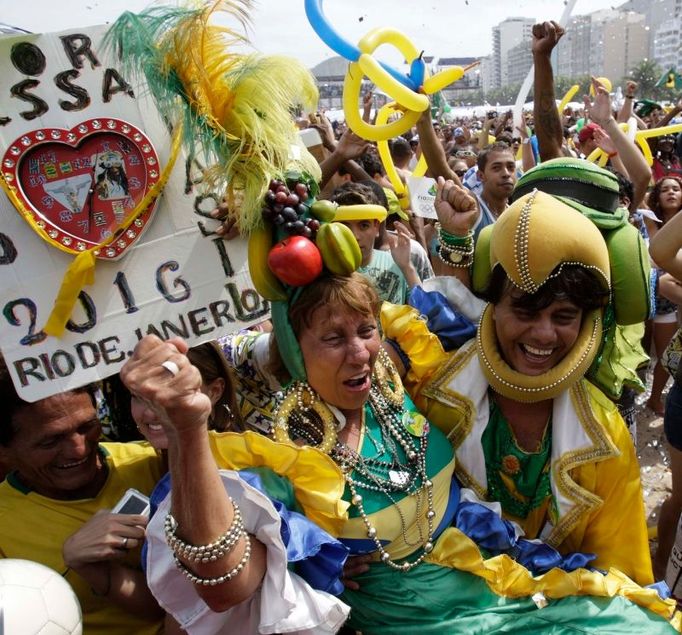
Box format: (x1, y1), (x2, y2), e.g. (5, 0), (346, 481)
(165, 501), (244, 563)
(173, 532), (252, 586)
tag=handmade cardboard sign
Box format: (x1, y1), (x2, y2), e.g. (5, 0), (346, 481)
(0, 26), (267, 402)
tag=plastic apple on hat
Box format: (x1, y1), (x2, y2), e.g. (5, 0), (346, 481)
(267, 236), (323, 287)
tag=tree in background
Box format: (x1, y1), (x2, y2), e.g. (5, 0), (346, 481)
(625, 59), (665, 101)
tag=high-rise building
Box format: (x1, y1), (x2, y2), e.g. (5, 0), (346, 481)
(492, 18), (534, 88)
(506, 40), (533, 87)
(598, 11), (648, 81)
(555, 9), (647, 83)
(619, 0), (680, 59)
(653, 17), (682, 71)
(556, 15), (592, 78)
(478, 56), (496, 94)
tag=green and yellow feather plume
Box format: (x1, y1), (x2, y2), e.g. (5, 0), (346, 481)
(105, 0), (320, 233)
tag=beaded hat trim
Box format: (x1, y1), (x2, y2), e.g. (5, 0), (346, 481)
(476, 303), (603, 403)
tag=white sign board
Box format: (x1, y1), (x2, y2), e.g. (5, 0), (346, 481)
(407, 175), (437, 219)
(0, 26), (268, 402)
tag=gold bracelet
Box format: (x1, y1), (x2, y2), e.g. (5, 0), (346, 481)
(436, 243), (473, 268)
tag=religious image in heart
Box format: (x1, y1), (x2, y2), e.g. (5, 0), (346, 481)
(4, 118), (160, 259)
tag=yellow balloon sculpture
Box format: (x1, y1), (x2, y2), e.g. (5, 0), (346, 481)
(340, 26), (470, 141)
(308, 0), (474, 210)
(586, 123), (682, 167)
(374, 103), (428, 210)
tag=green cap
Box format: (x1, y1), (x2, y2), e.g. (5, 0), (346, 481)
(511, 158), (628, 230)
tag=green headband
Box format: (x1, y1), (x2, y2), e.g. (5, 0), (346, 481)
(511, 157), (627, 230)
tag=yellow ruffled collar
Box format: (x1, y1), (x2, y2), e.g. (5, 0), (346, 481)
(208, 430), (349, 534)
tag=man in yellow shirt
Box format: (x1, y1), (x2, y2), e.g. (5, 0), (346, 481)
(0, 360), (164, 634)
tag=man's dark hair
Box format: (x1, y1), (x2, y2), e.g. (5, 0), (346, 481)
(357, 179), (389, 210)
(477, 142), (515, 171)
(480, 264), (608, 313)
(331, 181), (382, 206)
(358, 152), (386, 178)
(0, 355), (97, 446)
(389, 137), (412, 162)
(606, 168), (633, 207)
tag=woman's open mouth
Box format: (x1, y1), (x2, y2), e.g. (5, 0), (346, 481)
(343, 373), (371, 391)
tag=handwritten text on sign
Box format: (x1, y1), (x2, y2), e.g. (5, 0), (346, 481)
(0, 26), (265, 401)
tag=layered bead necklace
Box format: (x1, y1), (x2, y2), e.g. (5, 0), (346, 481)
(273, 350), (436, 572)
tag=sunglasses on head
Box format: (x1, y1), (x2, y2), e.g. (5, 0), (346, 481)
(455, 150), (476, 158)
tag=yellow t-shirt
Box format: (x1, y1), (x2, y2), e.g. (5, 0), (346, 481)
(0, 442), (164, 635)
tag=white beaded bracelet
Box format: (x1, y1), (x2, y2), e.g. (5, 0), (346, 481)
(173, 533), (252, 586)
(165, 501), (244, 563)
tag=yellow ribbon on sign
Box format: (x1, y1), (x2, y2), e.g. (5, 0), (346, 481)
(42, 249), (97, 335)
(42, 124), (184, 336)
(0, 124), (184, 338)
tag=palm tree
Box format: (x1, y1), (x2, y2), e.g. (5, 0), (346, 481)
(626, 59), (665, 100)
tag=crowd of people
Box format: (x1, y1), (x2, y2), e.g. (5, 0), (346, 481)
(4, 15), (682, 635)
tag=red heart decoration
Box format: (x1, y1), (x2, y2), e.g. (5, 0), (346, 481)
(2, 119), (161, 260)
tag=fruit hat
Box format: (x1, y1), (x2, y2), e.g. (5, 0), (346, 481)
(106, 1), (381, 383)
(254, 180), (387, 381)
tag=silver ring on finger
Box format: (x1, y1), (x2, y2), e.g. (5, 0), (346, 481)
(161, 360), (180, 377)
(121, 536), (129, 549)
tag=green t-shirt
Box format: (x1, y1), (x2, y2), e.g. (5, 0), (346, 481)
(360, 249), (409, 305)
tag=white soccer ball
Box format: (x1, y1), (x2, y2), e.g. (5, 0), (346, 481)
(0, 559), (82, 634)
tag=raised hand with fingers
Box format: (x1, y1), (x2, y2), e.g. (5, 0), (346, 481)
(387, 221), (414, 272)
(335, 129), (372, 162)
(583, 77), (613, 127)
